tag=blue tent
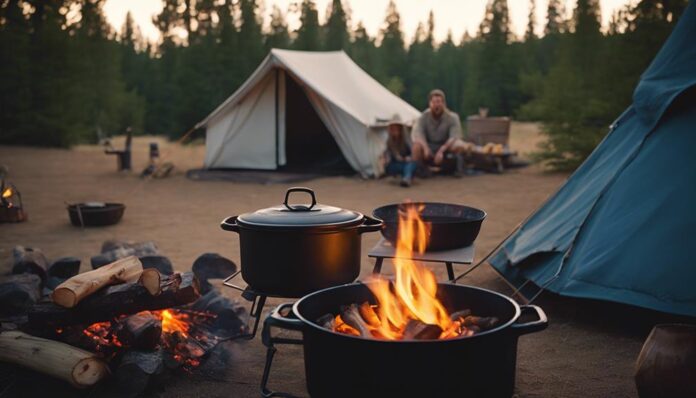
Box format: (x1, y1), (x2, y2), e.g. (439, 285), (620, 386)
(490, 2), (696, 317)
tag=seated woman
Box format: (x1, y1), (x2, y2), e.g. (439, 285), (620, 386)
(382, 114), (418, 187)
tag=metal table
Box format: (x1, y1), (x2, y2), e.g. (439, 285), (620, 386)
(368, 237), (475, 282)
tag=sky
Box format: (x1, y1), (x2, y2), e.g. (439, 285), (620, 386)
(103, 0), (632, 45)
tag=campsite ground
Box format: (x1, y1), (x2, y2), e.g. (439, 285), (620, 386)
(0, 122), (671, 397)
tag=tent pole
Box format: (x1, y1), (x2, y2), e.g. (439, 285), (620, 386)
(275, 68), (280, 168)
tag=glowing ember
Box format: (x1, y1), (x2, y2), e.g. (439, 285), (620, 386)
(160, 309), (191, 338)
(58, 309), (219, 368)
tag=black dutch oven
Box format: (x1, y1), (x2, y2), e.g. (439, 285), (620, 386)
(373, 202), (486, 251)
(220, 187), (383, 298)
(263, 282), (547, 397)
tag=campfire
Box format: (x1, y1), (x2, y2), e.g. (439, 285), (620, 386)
(0, 177), (27, 223)
(320, 204), (497, 340)
(0, 242), (247, 395)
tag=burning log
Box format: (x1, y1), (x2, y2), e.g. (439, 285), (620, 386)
(450, 309), (472, 321)
(117, 313), (162, 350)
(29, 272), (200, 328)
(52, 256), (143, 308)
(0, 274), (41, 316)
(462, 315), (499, 330)
(12, 246), (48, 285)
(317, 313), (335, 330)
(0, 331), (109, 388)
(188, 289), (247, 339)
(402, 320), (443, 340)
(340, 304), (372, 338)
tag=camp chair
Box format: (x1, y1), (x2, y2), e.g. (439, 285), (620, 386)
(105, 128), (133, 171)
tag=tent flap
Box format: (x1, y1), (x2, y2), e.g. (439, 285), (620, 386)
(491, 2), (696, 317)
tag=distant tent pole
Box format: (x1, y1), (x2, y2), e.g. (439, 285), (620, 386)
(275, 68), (280, 168)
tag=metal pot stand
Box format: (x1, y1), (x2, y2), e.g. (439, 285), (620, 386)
(222, 270), (302, 341)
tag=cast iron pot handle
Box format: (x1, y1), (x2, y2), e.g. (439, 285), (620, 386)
(284, 187), (317, 211)
(358, 215), (384, 233)
(510, 305), (548, 336)
(262, 303), (304, 346)
(220, 216), (240, 232)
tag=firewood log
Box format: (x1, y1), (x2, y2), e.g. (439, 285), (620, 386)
(52, 256), (143, 308)
(0, 331), (109, 388)
(450, 309), (472, 322)
(402, 319), (443, 340)
(138, 268), (162, 296)
(317, 313), (335, 330)
(340, 304), (372, 338)
(117, 313), (162, 350)
(29, 272), (199, 328)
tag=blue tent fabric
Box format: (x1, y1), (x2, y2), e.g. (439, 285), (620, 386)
(490, 2), (696, 317)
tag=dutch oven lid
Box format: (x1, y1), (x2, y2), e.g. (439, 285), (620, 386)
(236, 187), (364, 229)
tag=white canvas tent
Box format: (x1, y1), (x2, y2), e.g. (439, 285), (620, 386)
(195, 49), (420, 177)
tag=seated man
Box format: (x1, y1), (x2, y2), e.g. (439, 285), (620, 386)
(381, 114), (417, 187)
(411, 89), (472, 176)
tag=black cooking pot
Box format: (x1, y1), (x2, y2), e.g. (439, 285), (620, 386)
(220, 187), (383, 298)
(263, 282), (547, 397)
(373, 202), (486, 251)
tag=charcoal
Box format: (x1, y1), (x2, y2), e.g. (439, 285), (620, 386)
(47, 256), (81, 279)
(0, 273), (41, 316)
(191, 253), (237, 294)
(91, 241), (159, 269)
(140, 255), (174, 275)
(11, 246), (48, 285)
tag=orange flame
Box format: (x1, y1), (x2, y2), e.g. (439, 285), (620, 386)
(367, 204), (452, 339)
(160, 309), (191, 338)
(2, 187), (11, 198)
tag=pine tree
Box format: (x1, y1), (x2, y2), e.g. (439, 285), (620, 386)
(266, 5), (290, 50)
(378, 1), (406, 94)
(294, 0), (322, 50)
(324, 0), (349, 51)
(349, 21), (378, 74)
(525, 0), (537, 41)
(545, 0), (565, 35)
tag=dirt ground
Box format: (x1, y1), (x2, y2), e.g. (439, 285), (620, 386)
(0, 122), (675, 397)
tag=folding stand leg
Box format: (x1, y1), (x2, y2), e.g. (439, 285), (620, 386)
(372, 257), (384, 275)
(446, 262), (455, 282)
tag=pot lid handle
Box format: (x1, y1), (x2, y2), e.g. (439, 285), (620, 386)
(283, 187), (317, 211)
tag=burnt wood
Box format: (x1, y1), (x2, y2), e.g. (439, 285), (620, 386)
(402, 320), (443, 340)
(117, 313), (162, 350)
(28, 272), (200, 327)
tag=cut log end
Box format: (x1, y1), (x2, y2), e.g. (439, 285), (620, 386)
(139, 268), (162, 296)
(72, 357), (110, 388)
